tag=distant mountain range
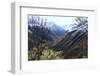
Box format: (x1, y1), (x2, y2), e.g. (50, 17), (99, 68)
(47, 22), (65, 37)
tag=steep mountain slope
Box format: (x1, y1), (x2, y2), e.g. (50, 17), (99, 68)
(53, 20), (88, 58)
(28, 22), (65, 50)
(53, 30), (88, 58)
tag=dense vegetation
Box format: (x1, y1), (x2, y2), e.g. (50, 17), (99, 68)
(28, 47), (63, 60)
(28, 16), (88, 60)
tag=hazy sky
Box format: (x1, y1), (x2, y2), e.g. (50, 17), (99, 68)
(29, 15), (77, 25)
(42, 16), (76, 26)
(28, 15), (78, 31)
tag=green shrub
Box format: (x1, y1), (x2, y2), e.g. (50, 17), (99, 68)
(28, 46), (64, 60)
(28, 47), (38, 60)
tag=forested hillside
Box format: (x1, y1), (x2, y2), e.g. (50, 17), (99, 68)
(28, 16), (88, 60)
